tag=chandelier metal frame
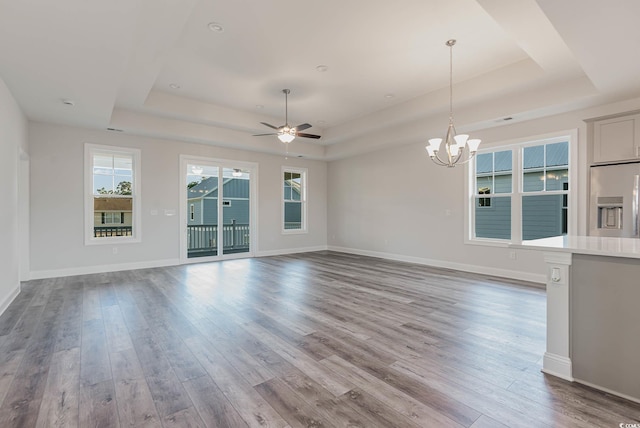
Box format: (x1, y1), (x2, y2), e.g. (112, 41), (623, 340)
(425, 39), (481, 167)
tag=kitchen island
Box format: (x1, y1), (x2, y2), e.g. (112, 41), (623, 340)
(514, 235), (640, 403)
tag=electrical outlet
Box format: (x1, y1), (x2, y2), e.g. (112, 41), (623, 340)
(113, 247), (118, 255)
(509, 250), (517, 260)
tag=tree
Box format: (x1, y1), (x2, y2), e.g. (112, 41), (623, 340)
(96, 181), (132, 195)
(116, 181), (132, 195)
(96, 187), (112, 195)
(187, 181), (200, 189)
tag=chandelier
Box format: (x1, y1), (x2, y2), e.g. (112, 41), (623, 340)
(426, 39), (481, 167)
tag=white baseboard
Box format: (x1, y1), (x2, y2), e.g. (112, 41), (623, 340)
(542, 352), (574, 381)
(256, 245), (329, 258)
(0, 283), (20, 317)
(573, 378), (640, 405)
(28, 247), (331, 279)
(328, 246), (546, 284)
(27, 244), (543, 284)
(29, 258), (181, 280)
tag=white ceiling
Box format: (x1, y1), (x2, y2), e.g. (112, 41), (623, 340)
(1, 0), (639, 159)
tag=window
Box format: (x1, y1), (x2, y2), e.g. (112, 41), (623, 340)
(521, 141), (569, 240)
(102, 212), (124, 225)
(469, 134), (574, 243)
(474, 150), (512, 239)
(283, 167), (307, 232)
(85, 144), (141, 244)
(189, 204), (195, 221)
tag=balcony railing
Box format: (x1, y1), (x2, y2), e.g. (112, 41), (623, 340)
(94, 226), (132, 237)
(187, 221), (250, 257)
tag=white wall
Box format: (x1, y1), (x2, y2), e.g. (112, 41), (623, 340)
(0, 77), (28, 314)
(29, 122), (327, 278)
(327, 97), (640, 283)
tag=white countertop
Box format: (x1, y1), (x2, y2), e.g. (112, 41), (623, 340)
(512, 235), (640, 259)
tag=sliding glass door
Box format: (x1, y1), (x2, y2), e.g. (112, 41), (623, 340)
(181, 157), (256, 262)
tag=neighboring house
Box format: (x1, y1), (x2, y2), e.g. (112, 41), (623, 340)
(93, 197), (133, 236)
(283, 175), (302, 228)
(187, 176), (250, 225)
(475, 142), (569, 240)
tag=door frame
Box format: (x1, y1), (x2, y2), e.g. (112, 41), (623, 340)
(179, 155), (258, 264)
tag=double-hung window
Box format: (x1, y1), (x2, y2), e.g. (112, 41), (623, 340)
(85, 144), (141, 244)
(469, 134), (574, 243)
(282, 167), (307, 233)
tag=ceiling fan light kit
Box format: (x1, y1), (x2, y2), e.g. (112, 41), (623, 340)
(426, 39), (481, 168)
(253, 89), (321, 144)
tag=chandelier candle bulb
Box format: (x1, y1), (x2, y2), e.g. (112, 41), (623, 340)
(467, 139), (481, 153)
(454, 134), (469, 147)
(428, 138), (443, 151)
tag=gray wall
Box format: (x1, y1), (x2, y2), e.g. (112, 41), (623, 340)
(28, 122), (328, 276)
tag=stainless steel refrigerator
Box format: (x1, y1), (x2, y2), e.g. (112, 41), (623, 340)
(589, 162), (640, 237)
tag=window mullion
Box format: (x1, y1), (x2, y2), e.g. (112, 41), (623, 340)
(512, 148), (523, 243)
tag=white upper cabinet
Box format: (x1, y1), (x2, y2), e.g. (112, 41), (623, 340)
(592, 113), (640, 164)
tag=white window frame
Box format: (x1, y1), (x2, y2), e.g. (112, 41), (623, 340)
(85, 144), (141, 245)
(465, 130), (578, 246)
(282, 166), (308, 234)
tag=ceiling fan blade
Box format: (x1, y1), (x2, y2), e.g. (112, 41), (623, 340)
(260, 122), (280, 130)
(294, 123), (312, 131)
(253, 133), (278, 136)
(296, 132), (322, 139)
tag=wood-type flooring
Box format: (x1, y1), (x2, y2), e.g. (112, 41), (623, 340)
(0, 251), (638, 427)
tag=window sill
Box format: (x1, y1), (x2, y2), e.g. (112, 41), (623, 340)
(85, 236), (141, 246)
(465, 238), (511, 248)
(282, 229), (308, 235)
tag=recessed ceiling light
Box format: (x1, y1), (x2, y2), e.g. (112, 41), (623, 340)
(316, 65), (329, 72)
(384, 93), (395, 99)
(255, 104), (264, 109)
(208, 22), (224, 32)
(169, 83), (180, 89)
(61, 99), (75, 106)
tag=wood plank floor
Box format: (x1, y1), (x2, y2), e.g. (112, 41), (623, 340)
(0, 251), (639, 427)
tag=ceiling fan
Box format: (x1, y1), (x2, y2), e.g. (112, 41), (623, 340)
(253, 89), (321, 143)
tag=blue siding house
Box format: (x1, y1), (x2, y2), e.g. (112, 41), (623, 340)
(187, 177), (250, 225)
(186, 176), (251, 257)
(475, 141), (568, 240)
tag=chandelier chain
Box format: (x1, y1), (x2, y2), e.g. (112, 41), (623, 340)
(446, 39), (456, 123)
